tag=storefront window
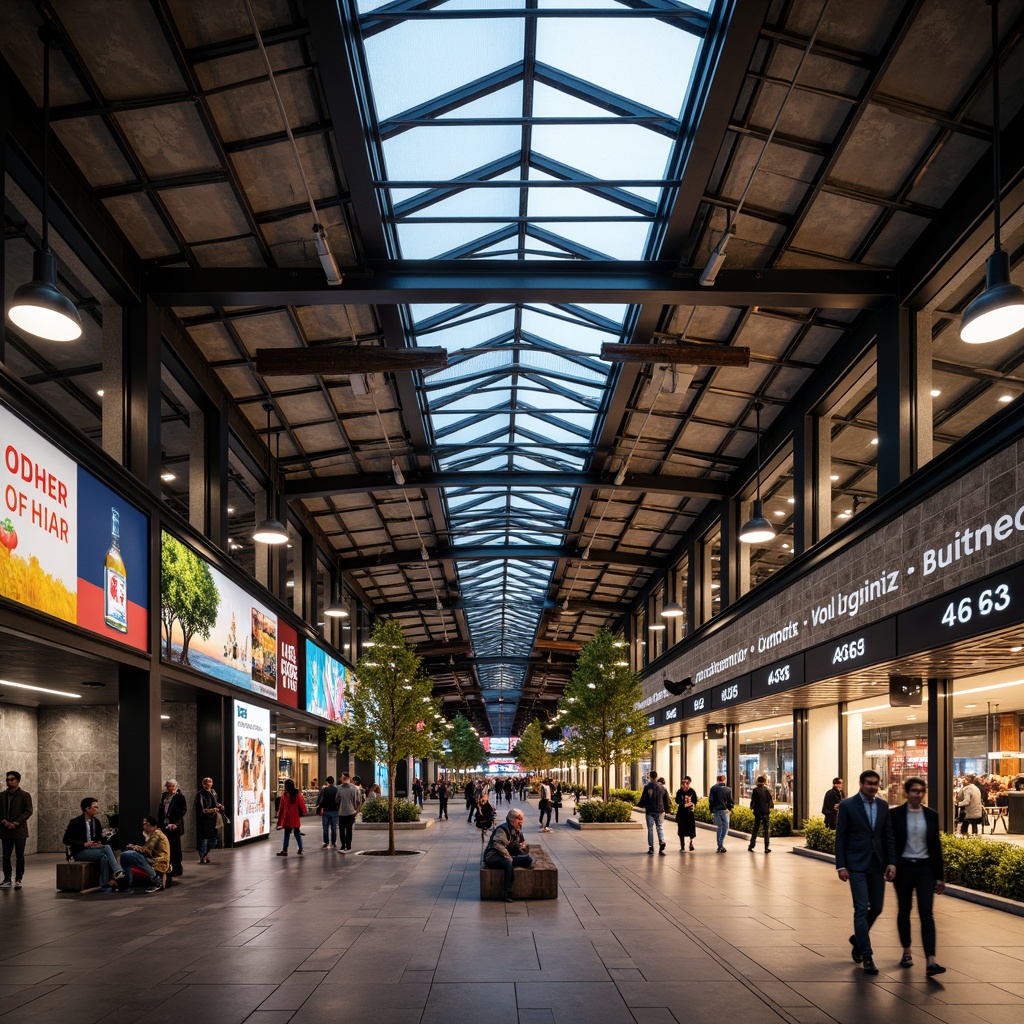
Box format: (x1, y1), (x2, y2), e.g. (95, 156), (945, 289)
(737, 716), (793, 803)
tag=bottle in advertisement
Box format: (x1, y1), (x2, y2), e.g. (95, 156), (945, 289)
(104, 507), (128, 633)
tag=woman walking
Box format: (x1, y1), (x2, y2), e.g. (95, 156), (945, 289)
(194, 777), (223, 864)
(276, 779), (307, 856)
(675, 776), (699, 852)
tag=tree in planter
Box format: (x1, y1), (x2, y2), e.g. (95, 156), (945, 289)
(327, 620), (443, 854)
(512, 719), (551, 776)
(555, 628), (651, 802)
(442, 713), (486, 781)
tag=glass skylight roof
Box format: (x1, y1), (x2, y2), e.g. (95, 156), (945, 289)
(353, 0), (721, 732)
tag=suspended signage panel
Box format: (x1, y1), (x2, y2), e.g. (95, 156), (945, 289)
(233, 698), (270, 843)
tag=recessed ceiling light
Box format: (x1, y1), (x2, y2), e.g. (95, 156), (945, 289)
(0, 679), (81, 699)
(774, 510), (784, 517)
(830, 474), (839, 481)
(286, 580), (294, 588)
(160, 714), (170, 720)
(787, 497), (795, 504)
(870, 438), (879, 445)
(227, 506), (235, 513)
(96, 388), (104, 397)
(964, 703), (977, 709)
(782, 542), (790, 549)
(999, 394), (1014, 403)
(930, 389), (941, 397)
(1012, 646), (1023, 653)
(160, 471), (175, 482)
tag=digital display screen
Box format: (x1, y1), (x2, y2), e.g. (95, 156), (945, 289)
(305, 640), (351, 722)
(233, 699), (270, 843)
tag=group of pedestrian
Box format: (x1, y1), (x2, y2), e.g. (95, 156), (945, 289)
(308, 773), (364, 853)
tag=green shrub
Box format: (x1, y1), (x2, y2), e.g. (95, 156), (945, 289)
(694, 797), (713, 823)
(991, 844), (1024, 901)
(577, 799), (634, 823)
(802, 816), (836, 854)
(359, 797), (421, 823)
(610, 788), (641, 805)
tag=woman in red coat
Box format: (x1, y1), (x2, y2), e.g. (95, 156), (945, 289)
(276, 779), (307, 856)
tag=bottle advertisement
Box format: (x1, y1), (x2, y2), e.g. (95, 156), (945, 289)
(0, 401), (149, 651)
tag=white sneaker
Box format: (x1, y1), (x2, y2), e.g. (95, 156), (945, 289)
(0, 880), (11, 888)
(14, 880), (23, 889)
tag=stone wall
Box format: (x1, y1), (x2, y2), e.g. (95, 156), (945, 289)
(161, 699), (197, 815)
(0, 704), (38, 854)
(36, 705), (118, 853)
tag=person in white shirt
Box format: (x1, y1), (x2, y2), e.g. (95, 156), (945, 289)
(538, 778), (553, 832)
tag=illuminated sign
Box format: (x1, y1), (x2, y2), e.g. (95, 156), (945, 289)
(305, 640), (350, 722)
(233, 698), (270, 843)
(750, 657), (805, 700)
(161, 531), (278, 699)
(1, 402), (149, 650)
(277, 621), (300, 709)
(713, 675), (750, 710)
(805, 618), (896, 684)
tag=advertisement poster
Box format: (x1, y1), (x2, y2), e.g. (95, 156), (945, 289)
(161, 531), (278, 699)
(305, 639), (351, 722)
(233, 699), (269, 843)
(277, 620), (301, 708)
(0, 402), (149, 650)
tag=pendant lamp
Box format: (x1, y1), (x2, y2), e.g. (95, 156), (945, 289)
(6, 25), (83, 342)
(739, 402), (775, 544)
(960, 0), (1024, 344)
(252, 403), (289, 544)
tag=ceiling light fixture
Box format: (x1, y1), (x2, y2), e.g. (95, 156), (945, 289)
(420, 544), (429, 562)
(0, 678), (81, 699)
(961, 0), (1024, 343)
(252, 402), (288, 544)
(660, 602), (684, 618)
(739, 403), (775, 544)
(5, 25), (83, 342)
(392, 458), (406, 486)
(613, 460), (629, 487)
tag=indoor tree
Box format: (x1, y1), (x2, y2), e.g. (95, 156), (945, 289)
(555, 627), (651, 801)
(443, 713), (486, 781)
(512, 719), (551, 776)
(329, 619), (442, 854)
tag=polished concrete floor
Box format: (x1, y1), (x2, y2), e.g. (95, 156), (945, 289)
(3, 798), (1024, 1024)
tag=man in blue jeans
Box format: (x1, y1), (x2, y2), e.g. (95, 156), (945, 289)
(483, 808), (532, 902)
(62, 797), (126, 892)
(316, 776), (340, 849)
(708, 774), (734, 853)
(640, 769), (669, 855)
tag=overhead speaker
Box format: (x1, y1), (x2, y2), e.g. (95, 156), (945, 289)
(889, 675), (922, 707)
(664, 677), (692, 696)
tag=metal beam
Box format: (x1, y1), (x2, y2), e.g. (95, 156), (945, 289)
(285, 469), (729, 500)
(343, 545), (663, 571)
(144, 263), (896, 308)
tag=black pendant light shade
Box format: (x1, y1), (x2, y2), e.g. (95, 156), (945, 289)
(7, 249), (83, 341)
(253, 403), (289, 544)
(739, 402), (775, 545)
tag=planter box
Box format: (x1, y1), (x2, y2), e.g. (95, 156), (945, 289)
(567, 817), (642, 830)
(354, 819), (434, 830)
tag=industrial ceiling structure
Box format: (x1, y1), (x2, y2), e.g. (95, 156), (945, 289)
(4, 0), (1024, 736)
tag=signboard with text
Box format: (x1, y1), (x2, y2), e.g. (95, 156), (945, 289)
(233, 699), (270, 843)
(1, 402), (149, 650)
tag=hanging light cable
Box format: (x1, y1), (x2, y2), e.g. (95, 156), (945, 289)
(739, 402), (776, 544)
(960, 0), (1024, 343)
(252, 403), (289, 544)
(6, 24), (83, 342)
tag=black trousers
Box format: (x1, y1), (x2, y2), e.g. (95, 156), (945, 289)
(339, 814), (356, 850)
(162, 826), (183, 875)
(895, 858), (938, 957)
(749, 813), (770, 849)
(438, 797), (448, 818)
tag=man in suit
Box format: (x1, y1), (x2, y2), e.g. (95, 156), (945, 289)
(821, 777), (843, 829)
(891, 777), (946, 976)
(835, 769), (896, 974)
(63, 797), (126, 892)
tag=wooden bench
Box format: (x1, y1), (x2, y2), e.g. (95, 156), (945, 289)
(480, 845), (558, 900)
(56, 859), (101, 893)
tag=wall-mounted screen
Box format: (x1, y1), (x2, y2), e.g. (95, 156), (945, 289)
(305, 639), (351, 722)
(233, 699), (270, 843)
(1, 402), (149, 650)
(161, 531), (279, 699)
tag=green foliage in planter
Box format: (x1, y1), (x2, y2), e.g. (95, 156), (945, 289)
(694, 797), (713, 823)
(610, 788), (641, 805)
(802, 816), (836, 854)
(992, 844), (1024, 902)
(360, 797), (421, 823)
(577, 799), (634, 823)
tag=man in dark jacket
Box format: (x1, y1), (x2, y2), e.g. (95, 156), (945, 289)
(891, 777), (946, 976)
(63, 797), (127, 892)
(436, 777), (449, 820)
(835, 769), (897, 975)
(157, 778), (187, 879)
(708, 774), (734, 853)
(639, 769), (670, 856)
(483, 808), (532, 902)
(822, 778), (843, 829)
(748, 775), (774, 853)
(1, 770), (33, 889)
(317, 776), (340, 849)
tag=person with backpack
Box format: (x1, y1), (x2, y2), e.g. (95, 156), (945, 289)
(639, 769), (670, 856)
(748, 775), (774, 853)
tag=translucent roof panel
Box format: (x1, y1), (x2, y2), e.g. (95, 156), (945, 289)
(353, 0), (722, 732)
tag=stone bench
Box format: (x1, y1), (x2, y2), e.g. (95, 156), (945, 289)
(480, 845), (558, 900)
(56, 859), (101, 893)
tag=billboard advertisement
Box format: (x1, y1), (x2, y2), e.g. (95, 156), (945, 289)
(277, 620), (301, 709)
(0, 402), (149, 650)
(160, 531), (279, 699)
(305, 639), (351, 722)
(233, 699), (270, 843)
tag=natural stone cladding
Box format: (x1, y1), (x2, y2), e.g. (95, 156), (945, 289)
(645, 439), (1024, 706)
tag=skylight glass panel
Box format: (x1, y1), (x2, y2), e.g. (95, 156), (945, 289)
(361, 13), (524, 121)
(519, 308), (614, 352)
(532, 122), (674, 184)
(536, 219), (652, 260)
(435, 82), (525, 121)
(395, 221), (500, 260)
(383, 126), (519, 182)
(415, 311), (515, 349)
(398, 184), (521, 222)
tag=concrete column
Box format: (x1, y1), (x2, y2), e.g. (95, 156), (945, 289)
(792, 708), (810, 827)
(927, 678), (954, 832)
(876, 301), (913, 495)
(807, 704), (841, 821)
(686, 732), (705, 797)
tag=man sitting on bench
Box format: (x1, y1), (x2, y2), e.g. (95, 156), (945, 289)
(120, 816), (170, 892)
(63, 797), (126, 893)
(483, 808), (532, 903)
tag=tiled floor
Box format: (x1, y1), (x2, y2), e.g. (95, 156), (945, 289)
(4, 801), (1024, 1024)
